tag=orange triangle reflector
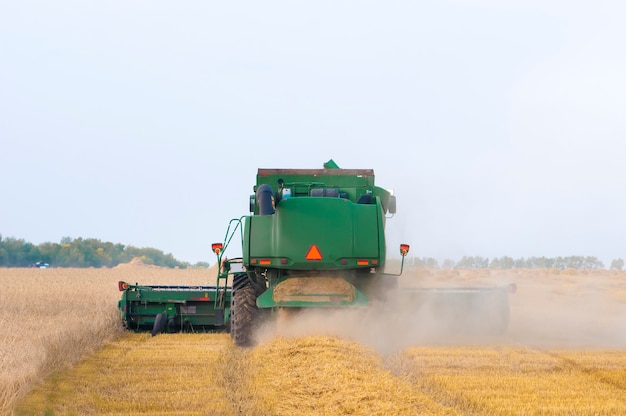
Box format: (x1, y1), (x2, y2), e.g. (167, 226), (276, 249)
(305, 244), (323, 261)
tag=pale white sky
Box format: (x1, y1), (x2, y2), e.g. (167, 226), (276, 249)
(1, 1), (625, 265)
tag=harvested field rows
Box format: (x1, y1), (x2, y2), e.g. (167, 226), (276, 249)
(15, 334), (233, 416)
(13, 334), (626, 415)
(396, 347), (626, 415)
(0, 265), (218, 415)
(2, 266), (626, 415)
(248, 336), (449, 415)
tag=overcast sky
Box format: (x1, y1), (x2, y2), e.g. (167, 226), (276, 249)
(1, 1), (625, 266)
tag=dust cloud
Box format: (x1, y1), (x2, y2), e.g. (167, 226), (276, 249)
(505, 270), (626, 349)
(254, 269), (626, 353)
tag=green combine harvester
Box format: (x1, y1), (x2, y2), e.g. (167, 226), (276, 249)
(118, 160), (514, 345)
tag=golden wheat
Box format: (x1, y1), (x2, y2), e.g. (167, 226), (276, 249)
(15, 334), (233, 416)
(0, 265), (218, 415)
(401, 346), (626, 415)
(4, 267), (626, 415)
(248, 335), (453, 416)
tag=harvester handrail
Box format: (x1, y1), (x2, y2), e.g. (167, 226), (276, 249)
(218, 217), (246, 265)
(214, 218), (247, 313)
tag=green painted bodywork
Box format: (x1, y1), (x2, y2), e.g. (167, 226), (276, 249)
(245, 167), (393, 269)
(244, 197), (383, 270)
(118, 284), (231, 332)
(234, 163), (399, 309)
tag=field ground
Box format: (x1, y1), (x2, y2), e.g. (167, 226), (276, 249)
(2, 266), (626, 415)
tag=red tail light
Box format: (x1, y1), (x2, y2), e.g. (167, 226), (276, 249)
(212, 243), (223, 255)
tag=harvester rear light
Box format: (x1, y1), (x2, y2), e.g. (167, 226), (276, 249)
(211, 243), (223, 255)
(280, 258), (288, 264)
(118, 281), (129, 291)
(371, 260), (378, 265)
(400, 244), (410, 256)
(357, 260), (369, 266)
(259, 259), (271, 265)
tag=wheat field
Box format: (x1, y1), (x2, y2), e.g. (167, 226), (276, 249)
(2, 265), (626, 415)
(0, 264), (218, 415)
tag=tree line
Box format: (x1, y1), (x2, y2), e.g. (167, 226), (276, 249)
(2, 233), (623, 271)
(0, 235), (205, 268)
(410, 255), (625, 271)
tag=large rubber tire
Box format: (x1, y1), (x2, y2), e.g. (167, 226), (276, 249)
(231, 283), (259, 347)
(166, 317), (177, 333)
(229, 273), (246, 336)
(151, 313), (167, 336)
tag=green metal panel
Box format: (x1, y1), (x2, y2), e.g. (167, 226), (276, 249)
(246, 197), (382, 270)
(352, 199), (380, 258)
(118, 285), (231, 332)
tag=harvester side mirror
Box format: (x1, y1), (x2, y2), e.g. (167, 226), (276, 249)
(212, 243), (223, 255)
(400, 244), (410, 256)
(388, 195), (396, 214)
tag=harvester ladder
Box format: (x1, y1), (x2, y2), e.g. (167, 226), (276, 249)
(213, 217), (246, 321)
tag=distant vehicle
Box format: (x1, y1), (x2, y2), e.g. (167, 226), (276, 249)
(30, 262), (50, 268)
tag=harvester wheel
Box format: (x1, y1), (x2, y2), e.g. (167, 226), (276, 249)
(166, 318), (177, 333)
(151, 313), (167, 336)
(231, 282), (259, 347)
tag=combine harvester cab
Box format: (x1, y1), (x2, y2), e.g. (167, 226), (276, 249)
(117, 281), (231, 336)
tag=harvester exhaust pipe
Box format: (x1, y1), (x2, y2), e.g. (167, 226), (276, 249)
(256, 184), (275, 215)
